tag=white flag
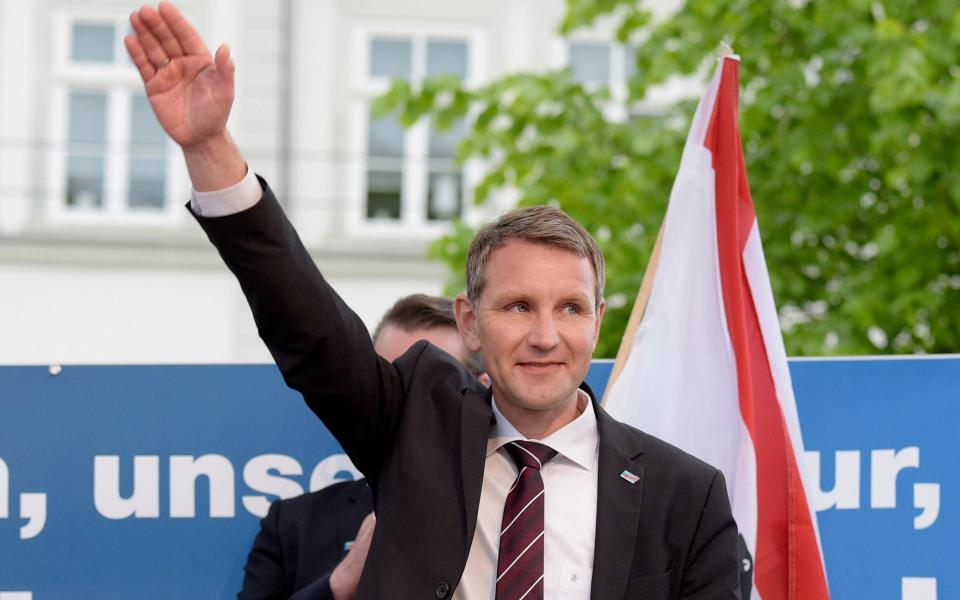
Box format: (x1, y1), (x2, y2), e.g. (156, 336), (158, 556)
(604, 56), (830, 600)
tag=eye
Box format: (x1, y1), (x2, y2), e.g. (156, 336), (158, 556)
(564, 304), (579, 315)
(509, 303), (529, 313)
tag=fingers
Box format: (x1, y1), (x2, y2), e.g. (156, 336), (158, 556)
(159, 1), (210, 56)
(130, 9), (169, 69)
(124, 32), (156, 81)
(214, 44), (235, 84)
(360, 511), (376, 530)
(354, 512), (376, 545)
(139, 4), (184, 59)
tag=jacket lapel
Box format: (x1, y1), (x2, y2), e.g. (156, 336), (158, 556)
(590, 401), (646, 599)
(459, 386), (493, 552)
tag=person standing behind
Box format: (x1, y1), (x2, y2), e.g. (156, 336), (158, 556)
(240, 294), (487, 600)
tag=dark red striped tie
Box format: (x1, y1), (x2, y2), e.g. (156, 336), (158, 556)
(496, 440), (558, 600)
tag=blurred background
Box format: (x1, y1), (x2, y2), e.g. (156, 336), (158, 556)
(0, 0), (956, 364)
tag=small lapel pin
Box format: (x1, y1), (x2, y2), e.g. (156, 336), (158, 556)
(620, 470), (640, 484)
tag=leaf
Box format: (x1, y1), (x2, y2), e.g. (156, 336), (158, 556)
(371, 81), (411, 117)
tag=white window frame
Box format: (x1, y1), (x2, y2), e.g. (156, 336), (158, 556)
(346, 22), (487, 239)
(45, 11), (187, 226)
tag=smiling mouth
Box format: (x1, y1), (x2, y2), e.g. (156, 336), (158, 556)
(517, 362), (563, 371)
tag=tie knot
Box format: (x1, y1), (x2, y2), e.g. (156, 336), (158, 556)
(504, 440), (557, 470)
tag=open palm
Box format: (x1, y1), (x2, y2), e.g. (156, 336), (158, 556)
(125, 3), (234, 148)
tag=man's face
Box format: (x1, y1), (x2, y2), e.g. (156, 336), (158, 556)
(374, 323), (471, 365)
(457, 240), (604, 429)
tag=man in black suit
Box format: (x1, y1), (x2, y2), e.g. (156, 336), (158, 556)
(241, 295), (487, 600)
(127, 4), (740, 598)
(241, 479), (373, 600)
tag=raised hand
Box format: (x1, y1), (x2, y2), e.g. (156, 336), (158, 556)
(125, 2), (233, 148)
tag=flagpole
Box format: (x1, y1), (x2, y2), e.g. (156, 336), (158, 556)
(601, 220), (665, 405)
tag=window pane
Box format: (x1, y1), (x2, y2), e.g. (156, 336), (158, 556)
(570, 43), (610, 85)
(67, 155), (105, 208)
(624, 45), (637, 82)
(368, 113), (405, 158)
(69, 92), (107, 143)
(72, 23), (115, 63)
(130, 95), (166, 145)
(370, 39), (411, 79)
(66, 91), (108, 208)
(128, 95), (166, 210)
(429, 120), (464, 159)
(128, 158), (165, 209)
(427, 172), (462, 221)
(426, 41), (468, 78)
(366, 171), (402, 220)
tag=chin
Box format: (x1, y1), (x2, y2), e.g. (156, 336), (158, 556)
(494, 377), (575, 411)
(518, 390), (574, 412)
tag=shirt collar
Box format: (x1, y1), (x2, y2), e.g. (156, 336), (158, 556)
(487, 389), (598, 471)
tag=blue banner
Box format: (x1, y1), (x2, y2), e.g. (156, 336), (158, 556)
(1, 357), (956, 599)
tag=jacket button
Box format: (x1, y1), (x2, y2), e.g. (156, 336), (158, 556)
(435, 581), (451, 598)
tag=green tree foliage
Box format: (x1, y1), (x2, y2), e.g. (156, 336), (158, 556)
(375, 0), (960, 357)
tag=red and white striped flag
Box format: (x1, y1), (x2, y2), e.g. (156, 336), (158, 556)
(603, 55), (830, 599)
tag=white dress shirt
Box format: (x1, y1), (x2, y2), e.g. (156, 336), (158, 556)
(455, 391), (599, 600)
(191, 174), (600, 599)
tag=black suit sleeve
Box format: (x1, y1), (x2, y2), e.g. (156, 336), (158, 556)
(239, 500), (292, 600)
(191, 180), (407, 485)
(680, 469), (742, 599)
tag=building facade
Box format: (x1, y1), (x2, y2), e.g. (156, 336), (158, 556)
(0, 0), (661, 364)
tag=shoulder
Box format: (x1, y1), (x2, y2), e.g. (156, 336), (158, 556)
(393, 339), (487, 396)
(270, 478), (372, 518)
(601, 411), (722, 485)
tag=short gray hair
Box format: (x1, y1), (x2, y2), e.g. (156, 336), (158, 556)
(373, 293), (485, 376)
(465, 205), (605, 307)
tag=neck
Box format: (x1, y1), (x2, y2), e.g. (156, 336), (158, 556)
(494, 390), (586, 440)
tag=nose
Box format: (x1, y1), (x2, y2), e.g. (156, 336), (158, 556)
(527, 311), (560, 351)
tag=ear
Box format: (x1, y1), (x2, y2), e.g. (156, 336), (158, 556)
(454, 292), (482, 352)
(593, 298), (606, 344)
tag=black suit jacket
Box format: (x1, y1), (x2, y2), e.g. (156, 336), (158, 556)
(194, 178), (740, 599)
(239, 479), (374, 600)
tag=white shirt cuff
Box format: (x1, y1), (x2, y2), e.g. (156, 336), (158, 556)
(189, 167), (262, 217)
